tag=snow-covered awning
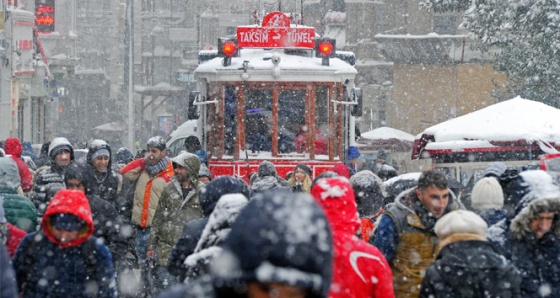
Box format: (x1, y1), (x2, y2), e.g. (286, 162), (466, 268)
(357, 126), (414, 152)
(412, 97), (560, 159)
(361, 126), (414, 141)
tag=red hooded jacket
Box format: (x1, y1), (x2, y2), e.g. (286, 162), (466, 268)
(41, 189), (94, 248)
(311, 177), (395, 298)
(332, 162), (350, 179)
(4, 138), (33, 192)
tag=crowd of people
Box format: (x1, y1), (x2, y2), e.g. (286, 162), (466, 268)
(0, 135), (559, 298)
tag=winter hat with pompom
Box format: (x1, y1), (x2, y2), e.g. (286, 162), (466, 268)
(435, 210), (488, 240)
(471, 177), (504, 210)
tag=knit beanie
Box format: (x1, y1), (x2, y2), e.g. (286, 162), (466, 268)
(294, 164), (312, 177)
(435, 210), (488, 240)
(347, 146), (361, 160)
(471, 177), (504, 210)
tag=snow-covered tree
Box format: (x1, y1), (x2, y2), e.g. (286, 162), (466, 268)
(421, 0), (560, 106)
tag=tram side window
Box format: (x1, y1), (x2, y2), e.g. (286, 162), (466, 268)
(315, 86), (330, 155)
(245, 90), (272, 153)
(279, 90), (306, 153)
(224, 86), (236, 155)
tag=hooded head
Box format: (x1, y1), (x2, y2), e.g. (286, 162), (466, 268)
(349, 170), (386, 216)
(199, 176), (249, 217)
(171, 151), (201, 185)
(48, 137), (75, 163)
(508, 170), (560, 240)
(184, 135), (202, 153)
(471, 177), (504, 210)
(86, 139), (112, 172)
(42, 189), (94, 248)
(4, 138), (22, 158)
(212, 191), (333, 298)
(0, 157), (21, 192)
(115, 147), (134, 166)
(258, 160), (277, 178)
(311, 177), (360, 234)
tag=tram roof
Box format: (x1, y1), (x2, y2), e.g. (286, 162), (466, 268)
(194, 48), (357, 83)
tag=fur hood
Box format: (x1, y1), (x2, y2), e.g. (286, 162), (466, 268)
(508, 170), (560, 240)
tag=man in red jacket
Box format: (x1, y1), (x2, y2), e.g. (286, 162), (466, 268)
(311, 177), (395, 298)
(4, 138), (33, 192)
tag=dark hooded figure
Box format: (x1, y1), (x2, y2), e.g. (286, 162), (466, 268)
(84, 140), (124, 212)
(488, 170), (560, 298)
(167, 176), (249, 280)
(249, 160), (290, 196)
(157, 191), (334, 298)
(349, 170), (387, 217)
(114, 147), (134, 169)
(349, 170), (387, 242)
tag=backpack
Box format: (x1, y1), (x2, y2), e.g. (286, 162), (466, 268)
(20, 232), (98, 289)
(358, 208), (384, 243)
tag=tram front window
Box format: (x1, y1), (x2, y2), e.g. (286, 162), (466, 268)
(245, 90), (272, 153)
(279, 90), (306, 153)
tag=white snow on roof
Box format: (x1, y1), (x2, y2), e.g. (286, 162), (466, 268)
(195, 48), (357, 75)
(420, 96), (560, 144)
(361, 127), (415, 141)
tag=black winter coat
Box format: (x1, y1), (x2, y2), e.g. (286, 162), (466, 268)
(496, 231), (560, 298)
(420, 239), (521, 298)
(88, 194), (128, 262)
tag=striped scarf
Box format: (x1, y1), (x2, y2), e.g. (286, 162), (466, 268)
(145, 156), (169, 176)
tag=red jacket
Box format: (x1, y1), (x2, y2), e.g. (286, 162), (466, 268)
(4, 138), (33, 192)
(6, 223), (26, 258)
(42, 189), (94, 248)
(311, 177), (395, 298)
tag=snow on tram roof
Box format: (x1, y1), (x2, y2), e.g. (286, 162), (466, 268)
(195, 48), (357, 76)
